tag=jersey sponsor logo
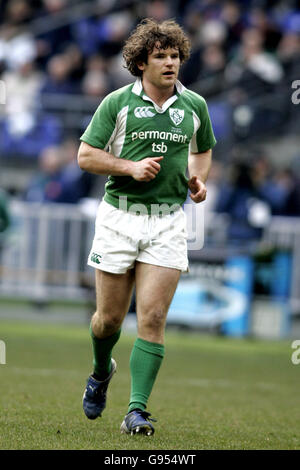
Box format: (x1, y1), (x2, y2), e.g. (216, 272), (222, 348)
(134, 106), (156, 118)
(131, 130), (188, 143)
(169, 108), (184, 126)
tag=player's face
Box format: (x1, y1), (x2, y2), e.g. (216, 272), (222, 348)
(139, 44), (181, 90)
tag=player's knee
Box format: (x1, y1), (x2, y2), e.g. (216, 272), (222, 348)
(93, 309), (123, 336)
(141, 307), (166, 332)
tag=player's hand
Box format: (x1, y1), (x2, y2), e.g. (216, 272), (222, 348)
(130, 156), (164, 182)
(188, 176), (207, 203)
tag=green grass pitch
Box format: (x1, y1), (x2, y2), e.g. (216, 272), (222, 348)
(0, 318), (299, 450)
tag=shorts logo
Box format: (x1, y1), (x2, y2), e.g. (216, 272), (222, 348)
(91, 253), (102, 264)
(169, 108), (184, 126)
(134, 106), (156, 118)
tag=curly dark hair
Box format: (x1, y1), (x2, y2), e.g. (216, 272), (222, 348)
(123, 18), (191, 77)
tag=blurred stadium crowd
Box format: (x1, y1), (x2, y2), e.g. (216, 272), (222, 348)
(0, 0), (300, 243)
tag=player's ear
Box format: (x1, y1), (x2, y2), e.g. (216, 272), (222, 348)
(137, 62), (146, 72)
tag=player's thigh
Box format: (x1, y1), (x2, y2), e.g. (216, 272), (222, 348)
(135, 262), (181, 327)
(95, 267), (135, 321)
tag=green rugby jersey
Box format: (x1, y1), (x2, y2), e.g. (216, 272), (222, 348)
(80, 78), (216, 213)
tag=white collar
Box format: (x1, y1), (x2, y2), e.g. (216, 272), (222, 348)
(132, 77), (186, 113)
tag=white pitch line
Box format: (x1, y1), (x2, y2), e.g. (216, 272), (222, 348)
(7, 367), (281, 392)
(8, 367), (78, 377)
(164, 377), (281, 391)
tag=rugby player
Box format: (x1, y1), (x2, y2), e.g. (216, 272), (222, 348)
(78, 18), (216, 436)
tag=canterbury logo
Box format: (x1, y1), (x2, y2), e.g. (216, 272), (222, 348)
(134, 106), (156, 118)
(91, 253), (102, 264)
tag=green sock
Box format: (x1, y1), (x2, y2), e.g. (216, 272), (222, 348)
(90, 323), (121, 380)
(128, 337), (165, 413)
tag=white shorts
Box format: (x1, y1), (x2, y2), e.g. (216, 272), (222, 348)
(88, 200), (188, 274)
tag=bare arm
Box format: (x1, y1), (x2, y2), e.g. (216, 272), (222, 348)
(78, 141), (163, 182)
(188, 149), (212, 203)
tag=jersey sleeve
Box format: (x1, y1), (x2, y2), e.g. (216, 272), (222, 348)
(80, 94), (118, 150)
(190, 97), (217, 153)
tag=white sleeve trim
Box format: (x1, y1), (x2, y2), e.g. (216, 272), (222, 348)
(190, 110), (201, 153)
(106, 105), (129, 158)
